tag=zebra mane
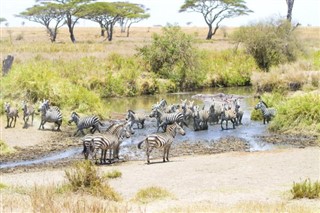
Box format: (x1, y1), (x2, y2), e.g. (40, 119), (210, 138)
(261, 100), (269, 108)
(128, 109), (135, 114)
(72, 111), (79, 117)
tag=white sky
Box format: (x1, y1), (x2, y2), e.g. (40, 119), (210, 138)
(0, 0), (320, 27)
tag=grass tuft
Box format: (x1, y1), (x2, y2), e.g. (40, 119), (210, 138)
(103, 170), (122, 179)
(291, 178), (320, 199)
(133, 186), (173, 204)
(64, 160), (121, 201)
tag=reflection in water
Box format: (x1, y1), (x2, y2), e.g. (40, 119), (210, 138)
(1, 87), (275, 169)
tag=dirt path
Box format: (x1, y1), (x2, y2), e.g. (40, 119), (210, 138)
(1, 116), (320, 212)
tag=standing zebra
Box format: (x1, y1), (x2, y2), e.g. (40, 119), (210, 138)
(193, 105), (209, 131)
(220, 104), (237, 130)
(82, 121), (133, 164)
(125, 109), (146, 129)
(4, 102), (19, 128)
(234, 98), (244, 125)
(149, 108), (185, 132)
(137, 122), (185, 164)
(254, 100), (276, 124)
(21, 100), (35, 128)
(68, 112), (103, 136)
(38, 101), (63, 131)
(152, 99), (167, 111)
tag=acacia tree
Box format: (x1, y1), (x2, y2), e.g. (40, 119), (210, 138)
(37, 0), (93, 43)
(18, 3), (65, 42)
(116, 3), (150, 37)
(80, 2), (121, 41)
(180, 0), (252, 40)
(0, 17), (7, 24)
(286, 0), (294, 22)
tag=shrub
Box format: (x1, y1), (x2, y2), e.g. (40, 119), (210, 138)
(137, 25), (204, 90)
(133, 186), (173, 204)
(0, 183), (8, 190)
(291, 178), (320, 199)
(64, 160), (121, 201)
(232, 18), (304, 71)
(269, 93), (320, 136)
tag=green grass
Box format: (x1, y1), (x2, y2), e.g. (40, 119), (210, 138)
(291, 178), (320, 199)
(269, 93), (320, 136)
(0, 140), (15, 155)
(103, 170), (122, 179)
(133, 186), (174, 204)
(0, 183), (8, 190)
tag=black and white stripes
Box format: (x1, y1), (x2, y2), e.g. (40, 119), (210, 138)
(254, 100), (276, 124)
(38, 100), (63, 131)
(4, 102), (19, 128)
(68, 112), (102, 136)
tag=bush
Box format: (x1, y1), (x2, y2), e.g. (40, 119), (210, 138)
(0, 140), (15, 155)
(133, 186), (173, 204)
(269, 93), (320, 136)
(103, 170), (122, 179)
(64, 160), (121, 201)
(137, 25), (204, 90)
(232, 18), (304, 71)
(291, 178), (320, 199)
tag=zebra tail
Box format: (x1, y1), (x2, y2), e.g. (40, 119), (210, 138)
(137, 140), (145, 149)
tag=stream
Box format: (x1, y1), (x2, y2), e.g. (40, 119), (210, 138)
(1, 87), (280, 169)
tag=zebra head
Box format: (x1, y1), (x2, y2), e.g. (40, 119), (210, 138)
(174, 122), (186, 136)
(68, 112), (79, 125)
(4, 102), (10, 113)
(149, 108), (161, 118)
(254, 100), (266, 110)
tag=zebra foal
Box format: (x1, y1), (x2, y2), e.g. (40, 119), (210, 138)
(4, 102), (19, 128)
(68, 112), (102, 136)
(138, 122), (185, 164)
(21, 100), (35, 128)
(126, 109), (146, 129)
(254, 100), (276, 124)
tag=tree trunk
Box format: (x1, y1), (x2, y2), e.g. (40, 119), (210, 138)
(127, 23), (132, 37)
(286, 0), (295, 22)
(108, 25), (113, 41)
(206, 24), (213, 40)
(69, 27), (76, 43)
(99, 23), (105, 37)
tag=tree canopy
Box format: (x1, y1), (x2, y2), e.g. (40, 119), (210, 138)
(180, 0), (252, 39)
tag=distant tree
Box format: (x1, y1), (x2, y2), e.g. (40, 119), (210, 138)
(18, 3), (65, 42)
(0, 17), (7, 24)
(286, 0), (295, 22)
(116, 3), (150, 37)
(180, 0), (252, 40)
(80, 2), (121, 41)
(37, 0), (93, 43)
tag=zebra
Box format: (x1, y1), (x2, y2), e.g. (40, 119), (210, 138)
(254, 100), (276, 124)
(149, 108), (185, 132)
(82, 121), (133, 164)
(21, 100), (35, 128)
(220, 103), (237, 130)
(234, 98), (244, 125)
(152, 99), (167, 111)
(38, 101), (62, 131)
(137, 122), (185, 164)
(68, 112), (103, 136)
(125, 109), (146, 129)
(193, 105), (209, 131)
(4, 102), (19, 128)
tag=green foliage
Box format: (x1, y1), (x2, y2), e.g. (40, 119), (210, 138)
(64, 160), (121, 201)
(251, 93), (284, 121)
(138, 25), (204, 90)
(291, 178), (320, 199)
(200, 49), (256, 87)
(0, 140), (15, 155)
(232, 18), (304, 71)
(133, 186), (173, 204)
(269, 93), (320, 136)
(313, 50), (320, 70)
(0, 182), (8, 190)
(103, 170), (122, 179)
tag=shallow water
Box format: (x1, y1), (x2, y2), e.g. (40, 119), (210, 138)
(1, 87), (276, 169)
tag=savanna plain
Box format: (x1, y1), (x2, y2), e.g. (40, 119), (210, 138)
(1, 26), (320, 212)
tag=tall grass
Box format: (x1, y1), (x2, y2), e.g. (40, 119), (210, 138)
(133, 186), (174, 204)
(291, 178), (320, 199)
(269, 93), (320, 136)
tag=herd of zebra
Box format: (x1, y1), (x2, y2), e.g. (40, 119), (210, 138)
(3, 96), (276, 164)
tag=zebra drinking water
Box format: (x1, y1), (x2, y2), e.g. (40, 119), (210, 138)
(21, 100), (35, 128)
(4, 102), (19, 128)
(254, 100), (276, 124)
(68, 112), (102, 136)
(38, 101), (62, 131)
(149, 108), (185, 132)
(137, 122), (185, 164)
(220, 103), (237, 130)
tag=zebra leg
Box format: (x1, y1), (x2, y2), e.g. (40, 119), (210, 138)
(221, 120), (224, 130)
(166, 145), (172, 162)
(146, 140), (150, 164)
(31, 114), (34, 126)
(6, 116), (10, 128)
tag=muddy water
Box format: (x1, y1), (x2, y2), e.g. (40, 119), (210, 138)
(1, 87), (276, 169)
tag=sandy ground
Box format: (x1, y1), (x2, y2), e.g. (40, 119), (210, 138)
(1, 116), (320, 212)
